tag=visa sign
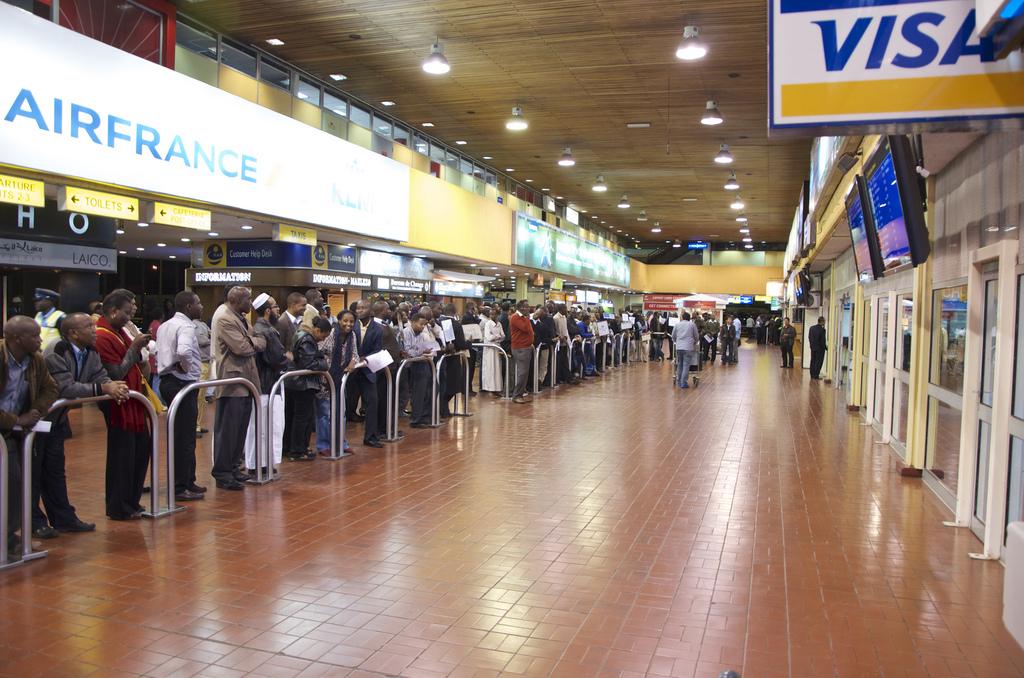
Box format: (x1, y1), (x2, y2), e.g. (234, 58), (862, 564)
(770, 0), (1024, 131)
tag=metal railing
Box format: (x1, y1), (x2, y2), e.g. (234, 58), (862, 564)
(393, 355), (438, 431)
(531, 343), (559, 394)
(473, 343), (512, 399)
(1, 390), (157, 570)
(568, 336), (583, 380)
(267, 370), (340, 472)
(380, 365), (401, 442)
(434, 352), (473, 421)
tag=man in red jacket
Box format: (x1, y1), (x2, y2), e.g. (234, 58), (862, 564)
(509, 300), (535, 404)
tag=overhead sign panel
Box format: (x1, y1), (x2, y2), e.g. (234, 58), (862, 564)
(57, 186), (138, 219)
(770, 0), (1024, 132)
(0, 237), (116, 271)
(274, 224), (316, 246)
(150, 202), (211, 231)
(0, 3), (409, 241)
(514, 212), (630, 288)
(0, 174), (44, 207)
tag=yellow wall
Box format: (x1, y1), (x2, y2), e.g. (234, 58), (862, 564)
(405, 171), (514, 265)
(631, 260), (783, 295)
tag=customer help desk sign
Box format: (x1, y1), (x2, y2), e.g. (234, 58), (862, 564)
(770, 0), (1024, 131)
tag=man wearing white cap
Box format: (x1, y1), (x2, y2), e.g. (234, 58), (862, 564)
(34, 288), (65, 351)
(244, 293), (290, 476)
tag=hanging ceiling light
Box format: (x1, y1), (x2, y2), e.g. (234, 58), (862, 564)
(730, 196), (745, 210)
(505, 105), (529, 131)
(592, 174), (608, 192)
(714, 143), (734, 164)
(637, 210), (648, 222)
(617, 194), (630, 208)
(651, 222), (662, 233)
(739, 227), (750, 234)
(422, 38), (450, 75)
(736, 213), (749, 222)
(701, 100), (724, 126)
(724, 172), (740, 191)
(672, 240), (682, 248)
(675, 25), (707, 61)
(557, 146), (575, 167)
(742, 236), (753, 242)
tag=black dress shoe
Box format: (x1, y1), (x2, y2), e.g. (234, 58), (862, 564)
(216, 480), (244, 491)
(233, 471), (252, 482)
(33, 525), (58, 539)
(363, 438), (384, 449)
(55, 519), (96, 533)
(410, 423), (429, 429)
(175, 489), (204, 501)
(188, 483), (207, 494)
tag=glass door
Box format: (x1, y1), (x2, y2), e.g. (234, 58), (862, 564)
(1007, 274), (1024, 535)
(860, 300), (872, 407)
(840, 297), (854, 402)
(890, 294), (913, 456)
(971, 278), (998, 539)
(871, 296), (890, 428)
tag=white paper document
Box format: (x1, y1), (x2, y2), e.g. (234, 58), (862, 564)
(441, 318), (456, 343)
(13, 421), (52, 433)
(364, 350), (394, 373)
(597, 321), (610, 337)
(668, 317), (679, 327)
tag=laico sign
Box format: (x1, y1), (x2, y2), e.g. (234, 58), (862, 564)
(770, 0), (1024, 131)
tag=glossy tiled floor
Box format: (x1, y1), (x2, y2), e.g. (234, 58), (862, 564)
(2, 343), (1023, 678)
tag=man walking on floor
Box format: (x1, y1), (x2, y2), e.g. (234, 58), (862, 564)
(808, 315), (827, 380)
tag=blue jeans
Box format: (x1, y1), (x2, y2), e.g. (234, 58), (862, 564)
(315, 397), (331, 452)
(675, 350), (695, 388)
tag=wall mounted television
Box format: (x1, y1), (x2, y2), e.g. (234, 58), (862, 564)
(845, 175), (885, 282)
(863, 135), (930, 271)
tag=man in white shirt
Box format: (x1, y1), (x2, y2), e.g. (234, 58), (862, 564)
(671, 312), (700, 389)
(155, 291), (205, 501)
(732, 316), (743, 364)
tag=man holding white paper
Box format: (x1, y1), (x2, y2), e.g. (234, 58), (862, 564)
(351, 300), (384, 448)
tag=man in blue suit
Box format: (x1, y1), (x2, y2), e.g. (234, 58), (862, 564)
(352, 300), (384, 448)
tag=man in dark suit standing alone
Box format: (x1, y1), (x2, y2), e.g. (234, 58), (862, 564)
(352, 300), (384, 448)
(808, 316), (827, 380)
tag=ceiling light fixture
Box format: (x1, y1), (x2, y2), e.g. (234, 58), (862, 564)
(736, 214), (749, 223)
(381, 100), (396, 107)
(558, 146), (576, 167)
(118, 250), (127, 255)
(181, 237), (191, 242)
(266, 38), (284, 46)
(482, 155), (493, 160)
(329, 73), (347, 81)
(455, 140), (467, 145)
(675, 25), (707, 61)
(505, 104), (529, 131)
(739, 228), (750, 234)
(617, 194), (630, 208)
(422, 38), (451, 75)
(157, 242), (166, 247)
(136, 246), (145, 251)
(421, 122), (434, 127)
(745, 244), (753, 249)
(742, 237), (752, 242)
(724, 172), (740, 191)
(136, 222), (148, 228)
(116, 228), (125, 235)
(672, 241), (682, 248)
(730, 196), (745, 210)
(592, 175), (608, 192)
(346, 242), (356, 246)
(651, 222), (662, 233)
(701, 100), (724, 126)
(241, 224), (254, 230)
(637, 210), (648, 222)
(505, 168), (515, 172)
(714, 143), (734, 164)
(208, 231), (219, 237)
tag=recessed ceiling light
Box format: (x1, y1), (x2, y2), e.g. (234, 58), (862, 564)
(490, 266), (498, 270)
(181, 237), (191, 242)
(505, 168), (515, 172)
(136, 246), (145, 251)
(542, 188), (550, 192)
(381, 100), (396, 107)
(626, 122), (651, 129)
(482, 155), (493, 160)
(241, 224), (254, 230)
(745, 244), (753, 249)
(505, 104), (529, 131)
(558, 147), (576, 167)
(555, 195), (563, 200)
(266, 38), (285, 46)
(651, 227), (662, 234)
(682, 197), (698, 202)
(116, 228), (125, 235)
(525, 179), (533, 183)
(455, 140), (467, 145)
(675, 25), (706, 61)
(169, 255), (177, 259)
(509, 269), (514, 273)
(137, 222), (148, 228)
(346, 242), (356, 246)
(469, 263), (477, 267)
(329, 73), (347, 81)
(422, 38), (451, 75)
(421, 122), (434, 127)
(701, 100), (724, 125)
(118, 250), (127, 255)
(157, 242), (166, 247)
(208, 231), (219, 237)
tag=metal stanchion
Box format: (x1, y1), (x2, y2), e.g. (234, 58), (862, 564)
(458, 353), (473, 417)
(0, 435), (14, 570)
(381, 366), (401, 442)
(266, 370), (340, 472)
(550, 342), (559, 390)
(531, 345), (542, 395)
(394, 355), (439, 433)
(472, 343), (512, 400)
(568, 336), (583, 380)
(434, 353), (473, 421)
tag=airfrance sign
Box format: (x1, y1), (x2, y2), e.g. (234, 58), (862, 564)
(0, 3), (409, 241)
(770, 0), (1024, 131)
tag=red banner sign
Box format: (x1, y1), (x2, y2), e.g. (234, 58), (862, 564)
(642, 294), (680, 311)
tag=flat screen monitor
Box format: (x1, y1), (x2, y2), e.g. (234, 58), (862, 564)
(864, 135), (930, 271)
(845, 175), (884, 282)
(796, 180), (813, 254)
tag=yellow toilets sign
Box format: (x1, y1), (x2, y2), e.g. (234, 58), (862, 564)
(770, 0), (1024, 131)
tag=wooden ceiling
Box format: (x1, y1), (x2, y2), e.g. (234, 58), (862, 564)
(177, 0), (813, 246)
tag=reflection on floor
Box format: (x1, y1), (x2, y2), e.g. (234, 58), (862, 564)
(2, 342), (1022, 678)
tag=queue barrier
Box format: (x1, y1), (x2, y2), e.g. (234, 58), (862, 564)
(1, 390), (157, 571)
(393, 355), (439, 433)
(530, 343), (560, 394)
(267, 370), (340, 473)
(568, 336), (584, 380)
(435, 352), (473, 421)
(473, 343), (512, 400)
(381, 365), (401, 442)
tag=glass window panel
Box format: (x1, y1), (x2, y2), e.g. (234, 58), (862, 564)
(221, 39), (256, 76)
(371, 134), (392, 157)
(296, 77), (321, 105)
(413, 133), (430, 155)
(349, 103), (371, 128)
(484, 171), (496, 186)
(873, 369), (885, 425)
(930, 286), (967, 394)
(898, 294), (913, 371)
(393, 125), (410, 146)
(259, 56), (290, 90)
(323, 90), (347, 117)
(445, 150), (460, 170)
(926, 395), (962, 496)
(894, 381), (910, 444)
(982, 279), (998, 406)
(976, 421), (991, 523)
(1010, 437), (1024, 531)
(176, 20), (217, 60)
(429, 143), (446, 164)
(878, 298), (890, 367)
(459, 158), (473, 175)
(1014, 276), (1024, 419)
(372, 114), (392, 138)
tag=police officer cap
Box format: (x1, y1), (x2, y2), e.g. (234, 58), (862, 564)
(34, 288), (59, 302)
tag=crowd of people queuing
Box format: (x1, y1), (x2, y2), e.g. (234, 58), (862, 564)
(2, 284), (797, 562)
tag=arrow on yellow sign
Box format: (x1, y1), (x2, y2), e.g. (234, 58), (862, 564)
(149, 202), (211, 231)
(57, 186), (138, 219)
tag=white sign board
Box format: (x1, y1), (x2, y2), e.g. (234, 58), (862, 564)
(0, 4), (409, 241)
(770, 0), (1024, 131)
(0, 237), (116, 271)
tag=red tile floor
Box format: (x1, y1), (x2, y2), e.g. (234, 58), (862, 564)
(2, 342), (1023, 678)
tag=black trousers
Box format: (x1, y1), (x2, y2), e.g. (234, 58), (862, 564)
(32, 432), (80, 529)
(212, 396), (251, 482)
(282, 387), (299, 456)
(556, 343), (571, 383)
(810, 349), (825, 378)
(410, 362), (433, 426)
(159, 375), (198, 494)
(781, 343), (794, 368)
(4, 434), (21, 541)
(103, 422), (150, 519)
(351, 372), (379, 441)
(286, 389), (315, 456)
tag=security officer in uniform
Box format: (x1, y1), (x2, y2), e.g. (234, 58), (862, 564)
(703, 313), (720, 363)
(34, 288), (66, 352)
